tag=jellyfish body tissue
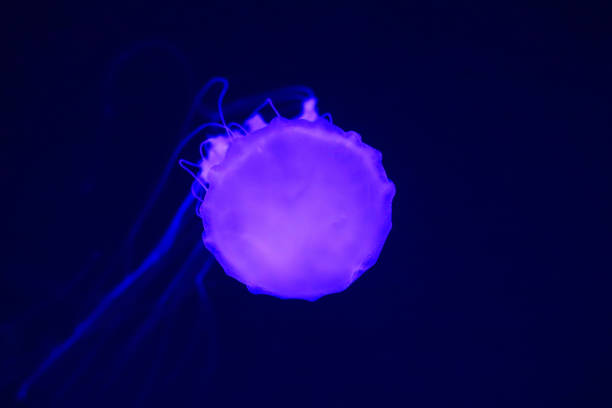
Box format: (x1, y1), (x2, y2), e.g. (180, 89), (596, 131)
(197, 99), (395, 301)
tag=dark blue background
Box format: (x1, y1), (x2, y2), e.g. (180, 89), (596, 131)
(2, 1), (610, 407)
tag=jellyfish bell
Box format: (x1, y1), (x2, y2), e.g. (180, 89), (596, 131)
(192, 97), (395, 301)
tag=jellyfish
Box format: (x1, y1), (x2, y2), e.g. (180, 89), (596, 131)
(181, 91), (395, 301)
(9, 77), (394, 406)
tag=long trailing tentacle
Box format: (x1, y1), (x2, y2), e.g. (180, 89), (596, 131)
(17, 193), (195, 400)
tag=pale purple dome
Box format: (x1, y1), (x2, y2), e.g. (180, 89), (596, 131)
(198, 105), (395, 301)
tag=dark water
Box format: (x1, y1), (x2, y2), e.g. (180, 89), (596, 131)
(3, 2), (610, 407)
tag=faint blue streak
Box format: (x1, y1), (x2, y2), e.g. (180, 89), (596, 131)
(17, 192), (195, 401)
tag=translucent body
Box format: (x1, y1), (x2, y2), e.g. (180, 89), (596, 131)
(199, 113), (395, 300)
